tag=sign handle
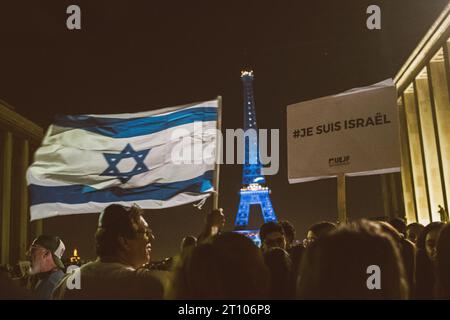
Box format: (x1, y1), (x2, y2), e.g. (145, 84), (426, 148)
(337, 173), (347, 223)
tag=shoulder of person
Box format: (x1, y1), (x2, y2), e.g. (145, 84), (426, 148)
(135, 267), (166, 280)
(134, 268), (167, 298)
(48, 269), (66, 285)
(51, 272), (71, 300)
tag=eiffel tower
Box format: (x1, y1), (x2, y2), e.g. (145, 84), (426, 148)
(234, 71), (277, 243)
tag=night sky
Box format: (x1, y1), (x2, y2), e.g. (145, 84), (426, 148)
(1, 0), (448, 261)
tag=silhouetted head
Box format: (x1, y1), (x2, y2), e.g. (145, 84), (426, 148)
(417, 222), (445, 263)
(169, 232), (269, 299)
(260, 222), (286, 253)
(303, 221), (336, 248)
(280, 220), (296, 248)
(389, 218), (407, 236)
(297, 220), (408, 299)
(378, 221), (402, 243)
(377, 221), (415, 295)
(406, 223), (424, 244)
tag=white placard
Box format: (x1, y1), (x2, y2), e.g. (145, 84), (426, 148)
(287, 79), (400, 184)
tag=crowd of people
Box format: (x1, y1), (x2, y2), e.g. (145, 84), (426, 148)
(1, 203), (449, 300)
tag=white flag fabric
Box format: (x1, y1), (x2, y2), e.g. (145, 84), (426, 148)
(287, 79), (400, 184)
(28, 100), (218, 220)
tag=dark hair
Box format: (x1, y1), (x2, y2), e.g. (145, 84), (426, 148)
(95, 204), (143, 258)
(378, 221), (402, 241)
(436, 223), (450, 299)
(415, 222), (445, 299)
(406, 222), (424, 232)
(280, 220), (296, 243)
(307, 221), (336, 238)
(169, 232), (269, 299)
(298, 220), (408, 299)
(376, 221), (415, 295)
(259, 222), (284, 243)
(416, 222), (445, 251)
(405, 223), (424, 243)
(389, 218), (407, 236)
(264, 248), (295, 299)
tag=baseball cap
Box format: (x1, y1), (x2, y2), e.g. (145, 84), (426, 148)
(31, 235), (66, 270)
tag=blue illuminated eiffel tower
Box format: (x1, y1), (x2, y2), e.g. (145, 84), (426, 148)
(234, 71), (277, 240)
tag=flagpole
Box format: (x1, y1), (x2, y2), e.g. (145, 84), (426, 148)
(212, 95), (222, 210)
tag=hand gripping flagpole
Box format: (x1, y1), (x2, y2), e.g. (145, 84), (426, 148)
(212, 95), (222, 210)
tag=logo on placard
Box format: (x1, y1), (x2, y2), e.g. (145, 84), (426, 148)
(329, 155), (350, 167)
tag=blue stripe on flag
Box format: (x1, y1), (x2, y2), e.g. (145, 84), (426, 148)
(54, 107), (217, 138)
(29, 171), (213, 206)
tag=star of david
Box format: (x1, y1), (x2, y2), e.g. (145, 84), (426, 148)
(100, 144), (150, 183)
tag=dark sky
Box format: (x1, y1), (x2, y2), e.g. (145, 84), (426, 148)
(1, 0), (448, 261)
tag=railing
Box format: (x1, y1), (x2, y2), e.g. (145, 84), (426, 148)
(0, 99), (44, 266)
(395, 3), (450, 224)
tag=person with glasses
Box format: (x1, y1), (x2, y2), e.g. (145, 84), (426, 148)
(52, 204), (163, 299)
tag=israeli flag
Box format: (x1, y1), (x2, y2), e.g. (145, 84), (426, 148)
(27, 100), (219, 220)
